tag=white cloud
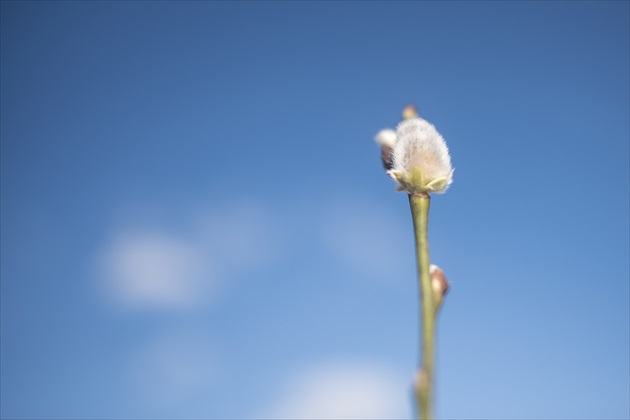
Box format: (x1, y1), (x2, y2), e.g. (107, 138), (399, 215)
(94, 201), (281, 311)
(97, 231), (213, 309)
(265, 361), (412, 420)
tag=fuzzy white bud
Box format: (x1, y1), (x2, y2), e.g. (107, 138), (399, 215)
(388, 118), (453, 195)
(374, 129), (397, 149)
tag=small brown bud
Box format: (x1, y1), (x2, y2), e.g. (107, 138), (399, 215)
(380, 145), (393, 170)
(402, 104), (419, 120)
(430, 264), (450, 310)
(414, 368), (430, 393)
(374, 129), (397, 171)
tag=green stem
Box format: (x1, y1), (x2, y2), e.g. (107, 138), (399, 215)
(409, 193), (435, 420)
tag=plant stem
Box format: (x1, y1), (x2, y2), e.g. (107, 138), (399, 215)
(409, 193), (435, 420)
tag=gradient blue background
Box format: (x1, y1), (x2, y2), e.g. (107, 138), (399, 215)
(1, 1), (629, 419)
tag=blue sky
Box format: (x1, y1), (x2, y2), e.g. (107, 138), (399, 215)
(1, 1), (628, 419)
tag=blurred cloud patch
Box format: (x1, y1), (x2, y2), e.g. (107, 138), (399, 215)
(93, 200), (282, 311)
(98, 230), (212, 309)
(264, 360), (411, 420)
